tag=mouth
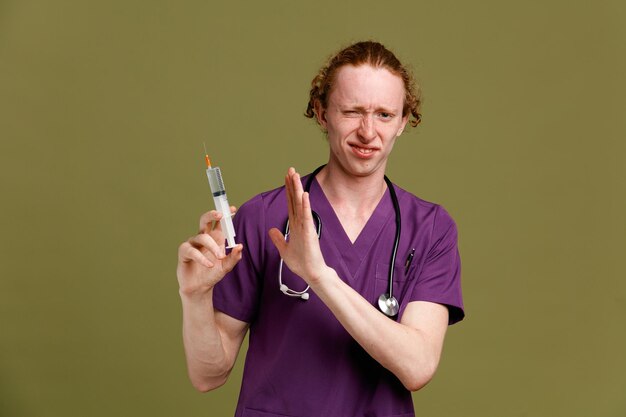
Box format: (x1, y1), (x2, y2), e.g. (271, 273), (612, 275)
(349, 144), (378, 158)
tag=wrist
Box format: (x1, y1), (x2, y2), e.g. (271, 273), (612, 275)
(308, 266), (337, 289)
(179, 284), (214, 304)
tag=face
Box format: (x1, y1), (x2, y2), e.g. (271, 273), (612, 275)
(315, 64), (409, 179)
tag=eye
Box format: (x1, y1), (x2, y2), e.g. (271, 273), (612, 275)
(378, 112), (393, 120)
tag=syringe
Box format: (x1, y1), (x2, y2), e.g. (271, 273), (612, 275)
(203, 146), (236, 249)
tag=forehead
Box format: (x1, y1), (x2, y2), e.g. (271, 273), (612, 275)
(328, 65), (405, 110)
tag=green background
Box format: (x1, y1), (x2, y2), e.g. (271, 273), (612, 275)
(1, 0), (625, 416)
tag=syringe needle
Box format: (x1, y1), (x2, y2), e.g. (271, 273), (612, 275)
(203, 142), (211, 168)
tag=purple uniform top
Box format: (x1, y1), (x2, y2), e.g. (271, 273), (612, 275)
(213, 175), (464, 417)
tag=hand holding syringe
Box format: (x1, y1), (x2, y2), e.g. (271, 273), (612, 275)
(203, 146), (236, 248)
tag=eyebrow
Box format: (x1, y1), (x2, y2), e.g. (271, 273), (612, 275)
(339, 105), (397, 114)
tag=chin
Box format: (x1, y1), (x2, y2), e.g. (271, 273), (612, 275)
(345, 162), (383, 178)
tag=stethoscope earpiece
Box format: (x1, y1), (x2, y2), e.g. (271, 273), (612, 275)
(279, 259), (311, 300)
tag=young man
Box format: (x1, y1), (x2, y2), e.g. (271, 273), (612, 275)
(177, 41), (464, 417)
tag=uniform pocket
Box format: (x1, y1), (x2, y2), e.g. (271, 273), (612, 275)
(374, 262), (413, 305)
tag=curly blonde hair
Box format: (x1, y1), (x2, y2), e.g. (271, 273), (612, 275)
(305, 41), (422, 127)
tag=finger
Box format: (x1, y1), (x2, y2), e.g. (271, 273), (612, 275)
(268, 228), (288, 258)
(289, 168), (303, 222)
(199, 210), (223, 233)
(302, 191), (314, 228)
(291, 169), (303, 194)
(200, 207), (238, 235)
(188, 233), (225, 259)
(285, 171), (296, 223)
(291, 172), (304, 225)
(178, 242), (214, 268)
(221, 244), (244, 273)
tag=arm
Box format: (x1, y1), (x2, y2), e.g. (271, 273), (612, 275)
(179, 293), (248, 392)
(177, 209), (247, 392)
(268, 168), (449, 391)
(308, 274), (448, 391)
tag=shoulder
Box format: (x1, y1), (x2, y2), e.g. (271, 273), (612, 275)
(393, 184), (456, 219)
(234, 184), (289, 228)
(393, 184), (436, 210)
(392, 183), (459, 236)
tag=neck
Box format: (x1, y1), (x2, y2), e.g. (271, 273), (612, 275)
(315, 163), (388, 210)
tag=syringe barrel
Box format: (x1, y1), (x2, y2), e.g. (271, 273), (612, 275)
(206, 167), (236, 248)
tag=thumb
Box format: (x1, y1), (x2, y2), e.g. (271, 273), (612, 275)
(221, 244), (244, 273)
(268, 228), (288, 257)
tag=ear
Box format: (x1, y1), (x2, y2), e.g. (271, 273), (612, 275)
(314, 100), (328, 130)
(397, 114), (409, 136)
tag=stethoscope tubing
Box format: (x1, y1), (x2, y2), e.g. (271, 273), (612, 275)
(278, 165), (402, 318)
(385, 174), (401, 300)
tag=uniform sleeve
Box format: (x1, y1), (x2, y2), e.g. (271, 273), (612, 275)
(411, 205), (465, 324)
(212, 195), (266, 323)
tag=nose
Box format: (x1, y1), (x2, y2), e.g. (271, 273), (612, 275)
(357, 114), (376, 142)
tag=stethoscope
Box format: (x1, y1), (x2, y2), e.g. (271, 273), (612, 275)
(278, 165), (402, 318)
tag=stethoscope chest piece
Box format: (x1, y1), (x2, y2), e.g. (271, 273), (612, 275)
(378, 293), (399, 317)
